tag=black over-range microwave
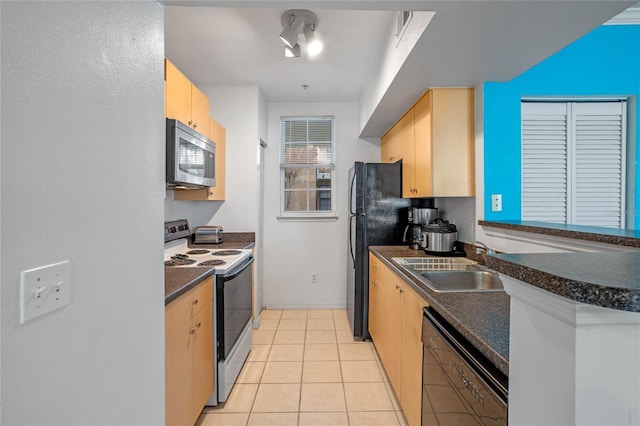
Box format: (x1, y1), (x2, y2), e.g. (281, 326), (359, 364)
(166, 118), (216, 189)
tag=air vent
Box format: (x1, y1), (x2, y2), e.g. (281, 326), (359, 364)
(396, 11), (413, 45)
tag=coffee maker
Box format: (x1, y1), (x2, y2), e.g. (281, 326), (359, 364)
(404, 207), (438, 250)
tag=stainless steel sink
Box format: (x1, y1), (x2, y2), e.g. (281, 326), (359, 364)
(392, 257), (504, 293)
(420, 270), (503, 292)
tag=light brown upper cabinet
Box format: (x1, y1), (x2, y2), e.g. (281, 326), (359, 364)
(165, 59), (210, 136)
(381, 121), (401, 164)
(381, 88), (475, 198)
(174, 117), (226, 201)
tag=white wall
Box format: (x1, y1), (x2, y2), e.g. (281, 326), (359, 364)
(1, 2), (165, 425)
(434, 197), (476, 243)
(472, 82), (640, 254)
(164, 85), (260, 232)
(359, 11), (434, 136)
(504, 275), (640, 425)
(264, 102), (378, 309)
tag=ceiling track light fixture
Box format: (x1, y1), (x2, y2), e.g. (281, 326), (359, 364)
(279, 9), (323, 58)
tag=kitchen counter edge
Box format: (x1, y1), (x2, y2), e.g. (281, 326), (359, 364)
(165, 268), (215, 305)
(369, 246), (510, 376)
(486, 252), (640, 312)
(479, 220), (640, 248)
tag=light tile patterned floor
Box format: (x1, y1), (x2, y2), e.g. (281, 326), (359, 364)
(197, 309), (408, 426)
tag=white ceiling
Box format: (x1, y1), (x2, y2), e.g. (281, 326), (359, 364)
(165, 7), (394, 102)
(164, 1), (636, 137)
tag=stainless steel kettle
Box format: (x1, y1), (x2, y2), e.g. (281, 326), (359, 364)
(420, 220), (458, 254)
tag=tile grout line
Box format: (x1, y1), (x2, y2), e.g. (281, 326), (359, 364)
(248, 312), (280, 424)
(250, 309), (400, 425)
(296, 314), (307, 426)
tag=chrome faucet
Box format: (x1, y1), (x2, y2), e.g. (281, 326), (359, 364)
(475, 241), (495, 263)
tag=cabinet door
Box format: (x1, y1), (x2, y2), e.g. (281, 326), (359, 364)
(400, 283), (425, 426)
(368, 254), (382, 342)
(207, 118), (226, 200)
(190, 84), (210, 135)
(399, 109), (416, 198)
(381, 124), (400, 164)
(165, 278), (213, 425)
(413, 91), (434, 197)
(165, 59), (192, 126)
(431, 88), (475, 196)
(381, 267), (403, 395)
(192, 301), (215, 424)
(165, 318), (194, 426)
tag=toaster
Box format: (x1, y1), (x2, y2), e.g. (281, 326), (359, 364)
(193, 226), (224, 244)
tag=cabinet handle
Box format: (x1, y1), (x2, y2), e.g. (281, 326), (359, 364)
(192, 299), (198, 306)
(195, 322), (202, 328)
(188, 120), (193, 126)
(193, 122), (197, 129)
(189, 327), (196, 335)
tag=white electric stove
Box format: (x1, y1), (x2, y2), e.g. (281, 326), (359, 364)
(164, 219), (254, 405)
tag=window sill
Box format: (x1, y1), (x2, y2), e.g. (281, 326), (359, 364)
(277, 215), (339, 222)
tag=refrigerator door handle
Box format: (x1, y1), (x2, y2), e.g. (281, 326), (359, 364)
(349, 213), (356, 264)
(349, 167), (357, 215)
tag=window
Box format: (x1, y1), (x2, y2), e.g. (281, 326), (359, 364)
(521, 100), (627, 228)
(280, 116), (335, 217)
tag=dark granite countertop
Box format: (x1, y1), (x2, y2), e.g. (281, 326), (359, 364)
(479, 220), (640, 248)
(369, 246), (510, 376)
(165, 267), (215, 305)
(188, 231), (255, 250)
(165, 236), (254, 305)
(487, 252), (640, 312)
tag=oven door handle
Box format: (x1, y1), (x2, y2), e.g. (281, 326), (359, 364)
(222, 256), (254, 280)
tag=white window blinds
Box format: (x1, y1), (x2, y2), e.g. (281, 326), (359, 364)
(521, 101), (626, 228)
(281, 118), (334, 167)
(280, 117), (335, 215)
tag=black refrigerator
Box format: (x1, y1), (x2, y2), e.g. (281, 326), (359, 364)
(347, 161), (411, 340)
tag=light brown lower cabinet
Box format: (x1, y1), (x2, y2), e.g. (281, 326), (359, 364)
(368, 253), (424, 426)
(165, 277), (214, 426)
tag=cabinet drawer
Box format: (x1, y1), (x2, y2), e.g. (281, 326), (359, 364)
(166, 277), (213, 329)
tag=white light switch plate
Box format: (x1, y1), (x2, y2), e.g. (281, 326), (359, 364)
(20, 260), (71, 324)
(491, 194), (503, 212)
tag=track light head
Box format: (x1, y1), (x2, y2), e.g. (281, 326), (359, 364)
(303, 25), (323, 56)
(284, 43), (301, 58)
(279, 26), (299, 49)
(279, 10), (322, 58)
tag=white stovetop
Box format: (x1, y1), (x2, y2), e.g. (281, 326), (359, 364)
(164, 239), (252, 274)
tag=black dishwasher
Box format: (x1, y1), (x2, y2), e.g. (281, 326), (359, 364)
(421, 307), (508, 425)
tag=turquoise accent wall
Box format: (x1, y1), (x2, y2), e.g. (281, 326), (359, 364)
(484, 25), (640, 229)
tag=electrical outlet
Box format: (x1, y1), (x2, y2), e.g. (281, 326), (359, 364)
(467, 222), (474, 235)
(491, 194), (502, 212)
(311, 272), (318, 284)
(20, 260), (71, 324)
